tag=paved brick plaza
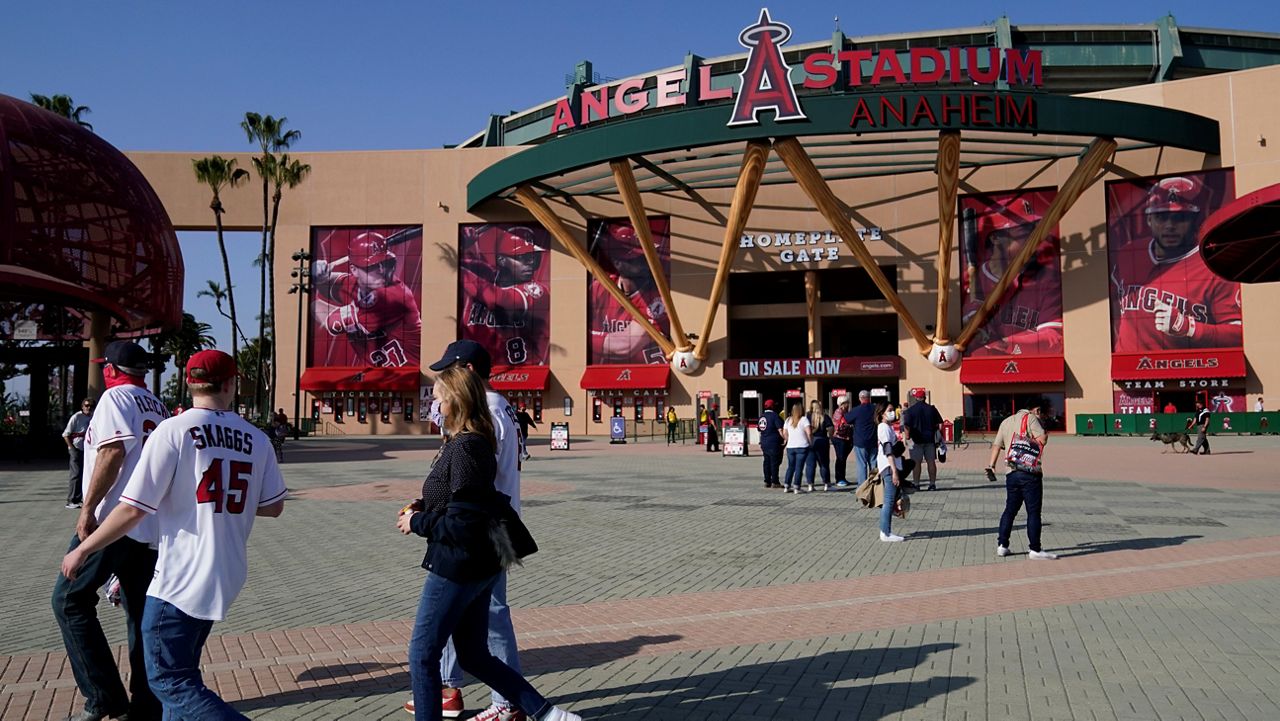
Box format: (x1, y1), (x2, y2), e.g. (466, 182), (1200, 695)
(3, 433), (1280, 720)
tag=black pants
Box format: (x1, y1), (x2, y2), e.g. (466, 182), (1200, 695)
(67, 448), (84, 504)
(52, 534), (161, 720)
(997, 470), (1044, 553)
(706, 426), (719, 452)
(667, 423), (677, 444)
(761, 446), (782, 486)
(831, 438), (852, 483)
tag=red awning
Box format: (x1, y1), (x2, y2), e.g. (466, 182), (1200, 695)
(961, 356), (1064, 384)
(580, 364), (670, 390)
(1111, 349), (1246, 380)
(489, 365), (551, 392)
(299, 367), (420, 392)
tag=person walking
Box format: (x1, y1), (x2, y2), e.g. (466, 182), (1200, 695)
(62, 398), (94, 509)
(805, 399), (834, 491)
(849, 391), (877, 487)
(665, 406), (679, 445)
(902, 389), (944, 491)
(781, 403), (812, 493)
(757, 400), (784, 489)
(61, 350), (286, 720)
(875, 402), (908, 542)
(831, 395), (853, 487)
(514, 403), (537, 461)
(1190, 400), (1212, 455)
(705, 406), (720, 453)
(52, 340), (167, 721)
(987, 397), (1057, 560)
(397, 365), (580, 721)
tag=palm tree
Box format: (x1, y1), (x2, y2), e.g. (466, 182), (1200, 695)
(29, 93), (92, 129)
(192, 156), (250, 399)
(196, 279), (249, 346)
(266, 154), (312, 413)
(156, 313), (216, 406)
(242, 113), (300, 417)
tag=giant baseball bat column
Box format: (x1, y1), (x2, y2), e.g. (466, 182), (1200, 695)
(933, 131), (961, 345)
(514, 185), (675, 356)
(693, 140), (770, 361)
(774, 137), (933, 355)
(610, 159), (692, 353)
(955, 136), (1116, 350)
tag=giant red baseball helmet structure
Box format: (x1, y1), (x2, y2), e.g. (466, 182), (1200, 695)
(1199, 181), (1280, 284)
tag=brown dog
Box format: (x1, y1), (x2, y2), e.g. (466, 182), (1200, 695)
(1151, 431), (1192, 453)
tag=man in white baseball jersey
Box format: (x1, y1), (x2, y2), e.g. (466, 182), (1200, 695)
(61, 350), (286, 719)
(53, 340), (167, 721)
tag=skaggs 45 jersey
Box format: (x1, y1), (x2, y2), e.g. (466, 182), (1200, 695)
(120, 408), (286, 621)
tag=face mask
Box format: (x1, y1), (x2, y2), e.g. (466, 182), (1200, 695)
(103, 365), (145, 389)
(884, 410), (897, 422)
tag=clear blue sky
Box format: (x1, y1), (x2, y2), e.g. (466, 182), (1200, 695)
(4, 0), (1279, 393)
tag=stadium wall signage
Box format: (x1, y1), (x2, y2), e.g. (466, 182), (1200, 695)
(549, 8), (1043, 133)
(739, 227), (883, 264)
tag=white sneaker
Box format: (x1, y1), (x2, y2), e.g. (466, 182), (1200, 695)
(1028, 550), (1058, 560)
(997, 545), (1011, 557)
(807, 484), (815, 493)
(541, 708), (582, 721)
(473, 704), (524, 721)
(879, 532), (905, 542)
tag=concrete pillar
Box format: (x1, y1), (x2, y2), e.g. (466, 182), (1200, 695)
(86, 311), (110, 400)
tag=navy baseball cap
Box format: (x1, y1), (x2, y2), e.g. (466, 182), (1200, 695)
(92, 340), (154, 375)
(429, 339), (492, 376)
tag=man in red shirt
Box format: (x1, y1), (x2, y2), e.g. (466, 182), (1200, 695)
(312, 232), (421, 367)
(588, 220), (670, 365)
(1110, 176), (1242, 352)
(460, 226), (551, 367)
(962, 197), (1064, 357)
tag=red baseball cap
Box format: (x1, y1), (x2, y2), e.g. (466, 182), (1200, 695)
(185, 350), (238, 385)
(763, 399), (775, 409)
(912, 389), (926, 399)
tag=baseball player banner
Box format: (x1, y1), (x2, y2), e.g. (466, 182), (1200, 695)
(1106, 170), (1242, 379)
(309, 226), (423, 368)
(458, 223), (552, 368)
(958, 189), (1064, 382)
(587, 217), (672, 365)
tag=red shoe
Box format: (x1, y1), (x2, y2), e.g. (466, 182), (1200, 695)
(403, 688), (464, 718)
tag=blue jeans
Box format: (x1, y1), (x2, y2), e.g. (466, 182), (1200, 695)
(998, 470), (1044, 552)
(410, 571), (550, 721)
(805, 437), (831, 486)
(879, 468), (898, 535)
(142, 597), (247, 720)
(853, 445), (875, 485)
(440, 571), (519, 707)
(784, 447), (809, 488)
(52, 534), (160, 720)
(831, 438), (852, 483)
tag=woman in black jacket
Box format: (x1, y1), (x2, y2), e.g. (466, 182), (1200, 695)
(397, 365), (579, 721)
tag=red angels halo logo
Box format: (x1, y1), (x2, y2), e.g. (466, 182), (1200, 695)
(728, 8), (808, 127)
(1003, 361), (1019, 374)
(616, 368), (633, 382)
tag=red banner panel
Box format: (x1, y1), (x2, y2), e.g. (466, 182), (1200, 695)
(958, 188), (1064, 383)
(310, 226), (423, 369)
(961, 355), (1064, 384)
(587, 217), (671, 365)
(1110, 348), (1245, 380)
(458, 223), (552, 368)
(488, 365), (551, 391)
(1107, 170), (1241, 379)
(580, 364), (671, 390)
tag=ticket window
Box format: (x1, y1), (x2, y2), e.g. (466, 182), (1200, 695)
(634, 397), (643, 421)
(612, 397), (624, 418)
(380, 397), (391, 423)
(357, 397), (368, 423)
(334, 399), (344, 423)
(592, 396), (603, 423)
(404, 396), (414, 422)
(311, 399), (321, 423)
(655, 398), (665, 419)
(345, 396), (355, 419)
(533, 396), (543, 423)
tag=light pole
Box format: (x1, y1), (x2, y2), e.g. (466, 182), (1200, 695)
(288, 249), (312, 440)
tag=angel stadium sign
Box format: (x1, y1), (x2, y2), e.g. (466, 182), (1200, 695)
(549, 8), (1044, 133)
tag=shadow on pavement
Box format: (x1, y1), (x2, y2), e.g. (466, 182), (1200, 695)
(561, 643), (971, 720)
(1057, 534), (1202, 557)
(234, 634), (684, 713)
